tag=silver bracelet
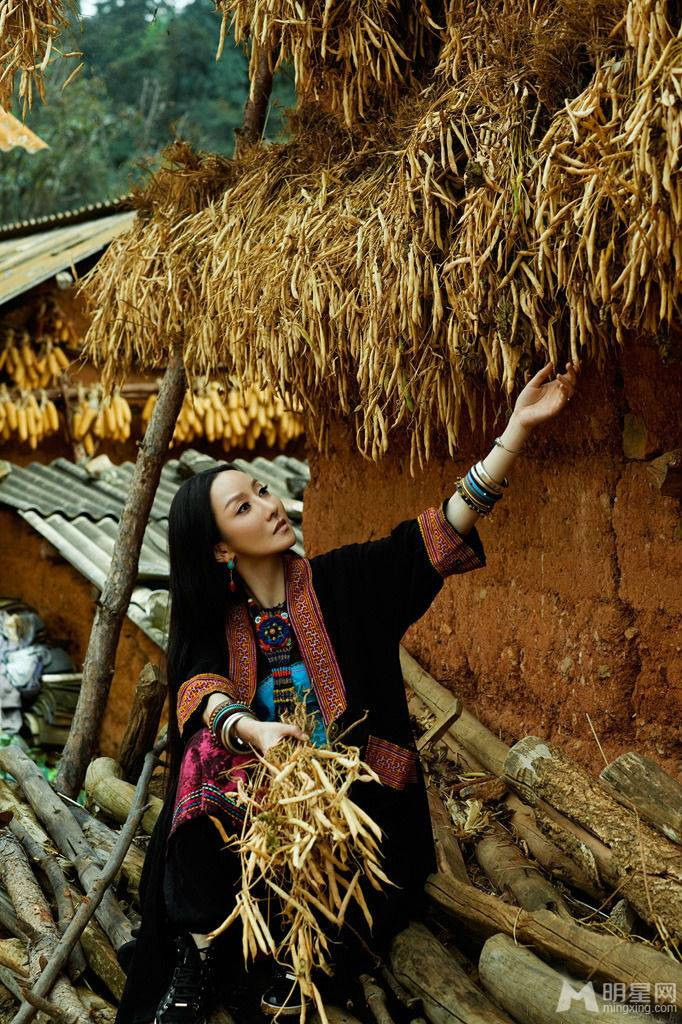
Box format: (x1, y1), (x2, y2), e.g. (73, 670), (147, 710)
(220, 711), (256, 753)
(494, 435), (524, 455)
(475, 460), (507, 492)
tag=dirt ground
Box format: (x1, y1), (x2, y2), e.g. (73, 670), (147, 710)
(302, 338), (682, 783)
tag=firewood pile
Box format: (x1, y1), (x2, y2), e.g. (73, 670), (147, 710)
(0, 651), (680, 1023)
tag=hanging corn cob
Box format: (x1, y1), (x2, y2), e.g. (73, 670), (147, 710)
(70, 384), (133, 455)
(142, 381), (304, 449)
(0, 327), (71, 388)
(0, 385), (61, 448)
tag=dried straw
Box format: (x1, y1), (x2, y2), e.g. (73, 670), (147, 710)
(207, 703), (391, 1024)
(0, 0), (78, 113)
(80, 0), (682, 472)
(215, 0), (441, 127)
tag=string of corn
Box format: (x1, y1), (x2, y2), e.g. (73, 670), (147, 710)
(0, 327), (71, 389)
(207, 700), (390, 1024)
(0, 384), (60, 448)
(142, 381), (305, 450)
(80, 0), (682, 474)
(69, 383), (132, 456)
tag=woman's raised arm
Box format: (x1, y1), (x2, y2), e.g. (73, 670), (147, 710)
(445, 358), (581, 534)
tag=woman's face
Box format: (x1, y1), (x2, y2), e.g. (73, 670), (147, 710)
(209, 469), (296, 561)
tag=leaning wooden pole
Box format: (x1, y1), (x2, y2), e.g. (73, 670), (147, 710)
(56, 41), (277, 799)
(55, 352), (186, 798)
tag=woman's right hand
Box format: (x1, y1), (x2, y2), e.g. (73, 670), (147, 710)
(235, 716), (307, 756)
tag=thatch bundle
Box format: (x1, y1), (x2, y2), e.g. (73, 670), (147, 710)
(81, 0), (682, 470)
(216, 0), (441, 126)
(0, 0), (78, 112)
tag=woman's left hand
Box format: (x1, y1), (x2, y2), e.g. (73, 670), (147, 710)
(512, 358), (581, 430)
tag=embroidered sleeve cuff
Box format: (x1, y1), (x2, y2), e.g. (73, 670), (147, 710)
(177, 673), (238, 736)
(417, 502), (486, 577)
(364, 735), (418, 790)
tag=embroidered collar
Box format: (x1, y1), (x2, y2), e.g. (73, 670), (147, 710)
(225, 553), (347, 725)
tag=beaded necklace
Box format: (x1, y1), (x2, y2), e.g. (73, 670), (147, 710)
(246, 595), (296, 716)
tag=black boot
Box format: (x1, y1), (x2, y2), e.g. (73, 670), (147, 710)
(155, 933), (217, 1024)
(261, 964), (303, 1017)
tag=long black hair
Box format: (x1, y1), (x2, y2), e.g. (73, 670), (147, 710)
(165, 463), (241, 790)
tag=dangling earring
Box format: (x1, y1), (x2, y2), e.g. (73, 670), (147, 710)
(227, 557), (237, 593)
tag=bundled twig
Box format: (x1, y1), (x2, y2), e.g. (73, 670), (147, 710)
(208, 706), (391, 1024)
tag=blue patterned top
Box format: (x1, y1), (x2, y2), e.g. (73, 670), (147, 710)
(253, 659), (327, 748)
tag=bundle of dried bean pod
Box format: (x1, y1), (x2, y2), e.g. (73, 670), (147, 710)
(209, 705), (390, 1024)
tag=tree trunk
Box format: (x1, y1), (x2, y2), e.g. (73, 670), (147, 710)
(390, 922), (513, 1024)
(478, 933), (614, 1024)
(14, 749), (158, 1024)
(118, 663), (166, 783)
(503, 794), (603, 900)
(425, 872), (682, 1004)
(426, 787), (469, 883)
(503, 737), (682, 941)
(68, 803), (144, 905)
(599, 751), (682, 846)
(235, 46), (275, 156)
(85, 758), (162, 835)
(8, 817), (88, 981)
(55, 352), (186, 799)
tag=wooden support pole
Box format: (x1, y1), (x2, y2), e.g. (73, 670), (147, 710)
(235, 45), (275, 156)
(400, 648), (509, 777)
(55, 352), (186, 798)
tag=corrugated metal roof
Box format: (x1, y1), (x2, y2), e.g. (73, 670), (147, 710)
(0, 450), (307, 525)
(0, 450), (310, 649)
(0, 210), (136, 305)
(0, 195), (134, 241)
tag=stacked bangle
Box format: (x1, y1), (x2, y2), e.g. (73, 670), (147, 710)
(208, 700), (254, 744)
(220, 711), (256, 753)
(456, 459), (509, 517)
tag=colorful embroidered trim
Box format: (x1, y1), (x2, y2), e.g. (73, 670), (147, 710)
(176, 673), (237, 735)
(224, 553), (347, 727)
(365, 735), (418, 790)
(226, 601), (258, 703)
(417, 505), (486, 577)
(286, 554), (347, 726)
(170, 782), (246, 837)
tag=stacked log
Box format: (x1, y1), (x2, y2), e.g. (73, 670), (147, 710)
(403, 648), (682, 1024)
(1, 647), (680, 1024)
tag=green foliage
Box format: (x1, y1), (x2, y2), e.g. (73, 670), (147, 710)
(0, 0), (296, 223)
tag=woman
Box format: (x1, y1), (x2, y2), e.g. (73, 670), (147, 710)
(116, 357), (580, 1024)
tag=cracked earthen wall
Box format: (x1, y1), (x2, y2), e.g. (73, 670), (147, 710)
(302, 340), (682, 782)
